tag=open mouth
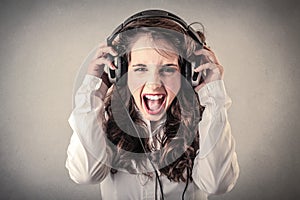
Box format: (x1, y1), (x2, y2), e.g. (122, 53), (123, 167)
(142, 94), (166, 115)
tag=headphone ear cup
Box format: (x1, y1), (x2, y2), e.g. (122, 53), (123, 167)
(108, 55), (128, 85)
(181, 57), (204, 87)
(180, 58), (192, 85)
(115, 55), (128, 85)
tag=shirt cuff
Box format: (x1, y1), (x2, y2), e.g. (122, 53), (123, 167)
(74, 75), (106, 113)
(82, 74), (102, 91)
(197, 80), (228, 106)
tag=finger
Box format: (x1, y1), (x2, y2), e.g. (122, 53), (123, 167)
(93, 57), (116, 70)
(194, 49), (220, 65)
(194, 48), (214, 56)
(194, 82), (206, 92)
(95, 46), (118, 58)
(94, 46), (118, 59)
(194, 62), (218, 72)
(93, 43), (106, 59)
(196, 45), (217, 54)
(203, 45), (215, 52)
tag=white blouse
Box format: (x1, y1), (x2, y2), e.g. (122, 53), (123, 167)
(66, 75), (239, 200)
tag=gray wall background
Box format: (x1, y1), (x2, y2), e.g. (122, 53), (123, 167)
(0, 0), (299, 199)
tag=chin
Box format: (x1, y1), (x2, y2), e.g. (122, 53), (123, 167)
(144, 112), (166, 122)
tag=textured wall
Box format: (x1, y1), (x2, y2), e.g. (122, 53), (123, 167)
(0, 0), (299, 199)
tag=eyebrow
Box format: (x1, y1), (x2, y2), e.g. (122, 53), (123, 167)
(132, 64), (147, 67)
(161, 64), (178, 68)
(132, 63), (178, 68)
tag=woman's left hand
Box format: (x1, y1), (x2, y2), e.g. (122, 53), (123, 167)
(193, 46), (224, 91)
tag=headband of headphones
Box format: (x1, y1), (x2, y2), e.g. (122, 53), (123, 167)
(106, 9), (205, 86)
(107, 9), (203, 47)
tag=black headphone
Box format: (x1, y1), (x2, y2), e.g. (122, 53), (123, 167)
(106, 9), (205, 86)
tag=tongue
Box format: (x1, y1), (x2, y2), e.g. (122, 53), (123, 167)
(147, 100), (161, 111)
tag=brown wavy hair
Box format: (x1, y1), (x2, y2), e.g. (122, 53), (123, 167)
(103, 17), (205, 182)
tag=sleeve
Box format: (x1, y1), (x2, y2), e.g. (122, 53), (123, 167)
(65, 74), (111, 184)
(192, 80), (240, 195)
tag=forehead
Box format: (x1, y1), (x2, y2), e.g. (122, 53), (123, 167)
(131, 35), (177, 53)
(130, 49), (178, 64)
(130, 36), (179, 62)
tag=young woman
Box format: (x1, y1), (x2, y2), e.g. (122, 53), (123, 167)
(66, 10), (239, 200)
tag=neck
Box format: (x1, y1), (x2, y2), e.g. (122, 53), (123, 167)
(144, 115), (166, 133)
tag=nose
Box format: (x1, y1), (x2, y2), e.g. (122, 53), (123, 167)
(145, 82), (162, 90)
(145, 71), (162, 90)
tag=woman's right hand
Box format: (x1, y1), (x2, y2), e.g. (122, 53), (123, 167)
(87, 43), (118, 78)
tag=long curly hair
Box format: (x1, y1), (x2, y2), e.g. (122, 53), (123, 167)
(103, 17), (205, 182)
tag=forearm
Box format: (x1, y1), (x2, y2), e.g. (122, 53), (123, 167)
(65, 75), (111, 184)
(192, 80), (239, 194)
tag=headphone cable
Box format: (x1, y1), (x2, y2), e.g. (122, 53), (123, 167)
(181, 167), (190, 200)
(114, 86), (165, 200)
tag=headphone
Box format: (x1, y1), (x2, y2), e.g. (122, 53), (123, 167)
(106, 9), (206, 87)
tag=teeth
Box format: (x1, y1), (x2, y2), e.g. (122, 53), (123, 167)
(145, 95), (164, 100)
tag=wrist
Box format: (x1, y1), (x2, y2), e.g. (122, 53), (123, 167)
(100, 72), (112, 88)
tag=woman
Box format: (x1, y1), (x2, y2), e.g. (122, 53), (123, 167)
(66, 10), (239, 200)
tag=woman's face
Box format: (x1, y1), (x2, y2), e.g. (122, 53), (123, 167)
(127, 36), (181, 121)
